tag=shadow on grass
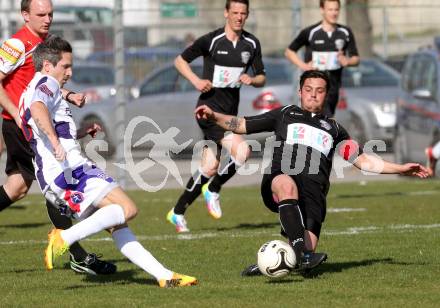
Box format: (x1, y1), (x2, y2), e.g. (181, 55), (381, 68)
(60, 259), (157, 286)
(3, 205), (26, 210)
(1, 222), (49, 228)
(215, 222), (279, 231)
(303, 257), (409, 278)
(60, 269), (157, 288)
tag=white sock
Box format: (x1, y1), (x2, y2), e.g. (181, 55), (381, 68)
(433, 142), (440, 159)
(61, 204), (125, 246)
(112, 227), (173, 281)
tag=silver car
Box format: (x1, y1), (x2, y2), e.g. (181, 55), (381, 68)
(394, 46), (440, 165)
(72, 58), (294, 157)
(65, 61), (134, 104)
(335, 59), (400, 148)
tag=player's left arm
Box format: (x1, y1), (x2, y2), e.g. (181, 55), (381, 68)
(239, 73), (265, 87)
(241, 39), (266, 88)
(336, 125), (428, 178)
(353, 153), (429, 178)
(30, 101), (66, 161)
(61, 88), (86, 108)
(338, 27), (360, 67)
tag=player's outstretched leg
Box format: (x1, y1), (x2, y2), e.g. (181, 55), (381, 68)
(166, 209), (189, 233)
(45, 200), (116, 275)
(202, 183), (222, 219)
(112, 227), (197, 287)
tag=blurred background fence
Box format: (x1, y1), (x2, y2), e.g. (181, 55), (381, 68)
(1, 0), (440, 82)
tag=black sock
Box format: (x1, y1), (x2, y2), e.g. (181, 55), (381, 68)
(278, 199), (304, 262)
(0, 186), (13, 211)
(174, 169), (210, 215)
(208, 157), (239, 193)
(46, 200), (88, 261)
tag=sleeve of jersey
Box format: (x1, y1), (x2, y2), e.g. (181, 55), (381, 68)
(30, 77), (58, 109)
(180, 34), (209, 63)
(244, 108), (280, 134)
(0, 38), (26, 74)
(345, 27), (359, 57)
(288, 29), (308, 51)
(335, 124), (363, 163)
(250, 39), (265, 76)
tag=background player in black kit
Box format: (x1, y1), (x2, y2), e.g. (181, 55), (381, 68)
(285, 0), (359, 117)
(195, 70), (429, 276)
(167, 0), (266, 232)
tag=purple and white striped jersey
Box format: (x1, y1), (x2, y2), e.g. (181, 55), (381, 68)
(19, 72), (87, 192)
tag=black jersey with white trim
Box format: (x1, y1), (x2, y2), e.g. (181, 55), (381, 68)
(288, 22), (358, 81)
(245, 105), (360, 184)
(181, 27), (265, 115)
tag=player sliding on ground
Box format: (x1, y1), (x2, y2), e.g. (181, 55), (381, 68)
(195, 70), (429, 276)
(20, 36), (197, 288)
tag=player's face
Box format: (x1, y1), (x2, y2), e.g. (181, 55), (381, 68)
(22, 0), (53, 37)
(299, 78), (328, 113)
(224, 2), (249, 32)
(321, 0), (340, 25)
(47, 52), (72, 87)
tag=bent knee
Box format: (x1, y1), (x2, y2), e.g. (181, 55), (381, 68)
(124, 204), (138, 221)
(277, 183), (297, 200)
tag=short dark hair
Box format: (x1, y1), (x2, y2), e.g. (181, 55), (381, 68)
(299, 70), (330, 93)
(33, 35), (72, 71)
(319, 0), (340, 8)
(21, 0), (32, 12)
(225, 0), (249, 11)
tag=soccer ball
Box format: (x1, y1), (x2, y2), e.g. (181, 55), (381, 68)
(257, 240), (296, 278)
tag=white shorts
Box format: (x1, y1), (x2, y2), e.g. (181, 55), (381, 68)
(46, 163), (118, 220)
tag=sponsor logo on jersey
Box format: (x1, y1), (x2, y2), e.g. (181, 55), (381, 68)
(0, 41), (22, 64)
(241, 51), (250, 64)
(314, 40), (325, 44)
(217, 50), (228, 54)
(70, 191), (84, 204)
(319, 119), (331, 130)
(38, 84), (54, 97)
(292, 125), (305, 140)
(286, 123), (334, 156)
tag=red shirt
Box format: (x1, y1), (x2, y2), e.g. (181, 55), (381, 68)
(0, 26), (44, 120)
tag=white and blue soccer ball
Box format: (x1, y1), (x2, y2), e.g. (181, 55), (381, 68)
(257, 240), (296, 278)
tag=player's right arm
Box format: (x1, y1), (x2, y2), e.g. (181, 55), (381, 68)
(174, 55), (212, 93)
(285, 28), (313, 71)
(285, 49), (313, 71)
(30, 101), (65, 161)
(195, 104), (279, 135)
(0, 72), (20, 125)
(195, 105), (246, 134)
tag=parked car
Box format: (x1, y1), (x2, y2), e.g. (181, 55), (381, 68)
(86, 47), (181, 81)
(335, 58), (400, 148)
(65, 61), (135, 103)
(71, 58), (295, 158)
(394, 46), (440, 165)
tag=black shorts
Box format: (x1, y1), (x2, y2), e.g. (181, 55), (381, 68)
(2, 119), (35, 180)
(196, 117), (229, 144)
(260, 171), (328, 237)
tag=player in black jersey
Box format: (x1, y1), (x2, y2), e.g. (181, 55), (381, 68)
(285, 0), (359, 117)
(195, 70), (429, 275)
(167, 0), (266, 232)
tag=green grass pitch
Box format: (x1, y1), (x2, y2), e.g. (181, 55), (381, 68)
(0, 180), (439, 307)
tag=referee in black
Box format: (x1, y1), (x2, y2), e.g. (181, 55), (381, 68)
(195, 70), (429, 276)
(285, 0), (359, 117)
(166, 0), (266, 232)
